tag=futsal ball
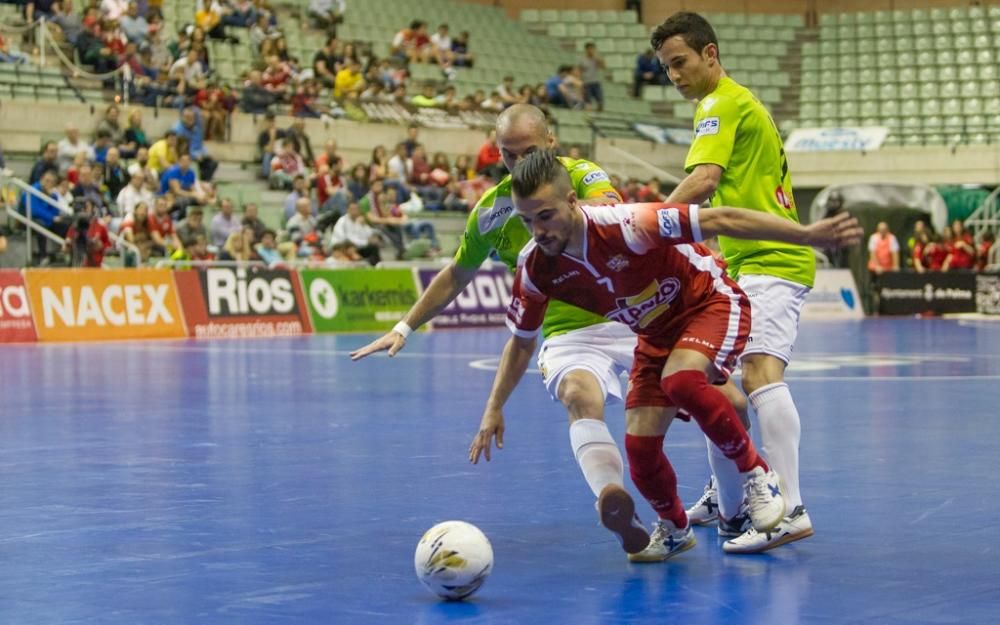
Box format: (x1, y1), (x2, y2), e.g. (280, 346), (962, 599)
(414, 520), (493, 600)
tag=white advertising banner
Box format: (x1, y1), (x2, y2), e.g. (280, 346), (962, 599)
(785, 127), (889, 152)
(802, 269), (864, 319)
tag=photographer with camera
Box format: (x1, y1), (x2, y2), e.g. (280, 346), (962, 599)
(63, 199), (111, 268)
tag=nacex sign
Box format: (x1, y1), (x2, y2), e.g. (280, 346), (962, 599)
(23, 269), (186, 341)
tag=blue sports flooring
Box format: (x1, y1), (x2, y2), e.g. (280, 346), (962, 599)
(1, 318), (999, 625)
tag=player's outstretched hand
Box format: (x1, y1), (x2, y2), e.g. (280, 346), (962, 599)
(469, 409), (505, 464)
(349, 331), (407, 361)
(806, 212), (864, 248)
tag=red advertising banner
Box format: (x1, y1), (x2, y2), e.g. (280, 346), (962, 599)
(0, 270), (37, 343)
(174, 267), (313, 338)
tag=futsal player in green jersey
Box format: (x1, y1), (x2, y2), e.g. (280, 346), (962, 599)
(652, 12), (815, 553)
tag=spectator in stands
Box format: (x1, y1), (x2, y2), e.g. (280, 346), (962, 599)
(978, 231), (995, 271)
(57, 124), (95, 174)
(72, 164), (107, 215)
(284, 117), (315, 166)
(26, 0), (59, 23)
(174, 107), (218, 181)
(452, 154), (474, 181)
(563, 65), (585, 109)
(944, 219), (976, 271)
(308, 0), (345, 34)
(120, 2), (149, 43)
(329, 201), (382, 265)
(101, 0), (129, 21)
(545, 66), (573, 108)
(25, 170), (70, 264)
(867, 221), (901, 274)
(271, 142), (308, 191)
(450, 30), (473, 67)
(249, 12), (277, 52)
(496, 75), (518, 107)
(638, 178), (666, 202)
(194, 79), (234, 141)
(387, 142), (410, 182)
(392, 20), (431, 63)
(633, 48), (669, 98)
(315, 138), (343, 173)
(579, 42), (606, 111)
(430, 23), (456, 76)
(442, 180), (470, 213)
(196, 0), (239, 43)
(346, 163), (369, 200)
(316, 157), (349, 216)
(51, 0), (84, 47)
(175, 205), (207, 247)
(241, 69), (280, 113)
(101, 147), (129, 203)
(313, 36), (340, 88)
(369, 144), (389, 181)
(128, 146), (158, 186)
(407, 145), (444, 209)
(224, 0), (257, 29)
(429, 153), (451, 185)
(620, 177), (642, 202)
(116, 170), (153, 215)
(210, 197), (241, 248)
(170, 47), (208, 102)
(911, 228), (931, 273)
(257, 112), (284, 177)
(0, 33), (28, 65)
(261, 54), (293, 97)
(241, 203), (267, 242)
(218, 227), (256, 262)
(283, 174), (314, 221)
(171, 232), (213, 264)
(255, 229), (285, 265)
(411, 83), (439, 108)
(121, 108), (150, 157)
(334, 58), (366, 100)
(30, 142), (60, 185)
(475, 129), (503, 180)
(63, 199), (111, 267)
(161, 153), (211, 217)
(286, 197), (319, 255)
(119, 201), (158, 262)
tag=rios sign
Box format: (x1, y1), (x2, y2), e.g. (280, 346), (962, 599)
(174, 267), (312, 338)
(300, 268), (418, 332)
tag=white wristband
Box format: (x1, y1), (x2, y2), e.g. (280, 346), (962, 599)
(393, 321), (413, 338)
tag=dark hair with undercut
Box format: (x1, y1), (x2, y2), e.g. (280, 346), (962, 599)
(511, 149), (566, 198)
(650, 12), (719, 59)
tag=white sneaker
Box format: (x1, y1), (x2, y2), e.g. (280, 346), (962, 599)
(685, 476), (719, 525)
(597, 484), (650, 555)
(742, 466), (786, 532)
(717, 505), (752, 538)
(723, 506), (814, 554)
(627, 519), (697, 563)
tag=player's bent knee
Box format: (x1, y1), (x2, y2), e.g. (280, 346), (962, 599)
(557, 371), (605, 422)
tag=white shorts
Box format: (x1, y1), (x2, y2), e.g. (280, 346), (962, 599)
(738, 274), (810, 364)
(537, 322), (637, 404)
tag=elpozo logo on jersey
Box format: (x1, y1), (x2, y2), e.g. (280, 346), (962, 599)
(695, 117), (720, 138)
(606, 278), (682, 329)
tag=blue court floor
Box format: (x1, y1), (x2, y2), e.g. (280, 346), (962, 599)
(1, 318), (998, 625)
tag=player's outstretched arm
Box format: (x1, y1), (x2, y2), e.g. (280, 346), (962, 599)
(350, 262), (479, 360)
(700, 208), (864, 249)
(469, 334), (537, 464)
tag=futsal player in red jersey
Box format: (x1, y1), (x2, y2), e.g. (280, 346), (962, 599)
(470, 150), (861, 561)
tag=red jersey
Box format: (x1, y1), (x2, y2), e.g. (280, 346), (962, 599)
(507, 203), (744, 344)
(926, 241), (947, 271)
(150, 212), (175, 237)
(978, 241), (993, 271)
(947, 233), (976, 269)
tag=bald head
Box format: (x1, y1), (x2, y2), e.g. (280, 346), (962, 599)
(495, 104), (554, 172)
(497, 104), (548, 137)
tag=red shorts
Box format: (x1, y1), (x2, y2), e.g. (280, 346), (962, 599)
(625, 295), (751, 410)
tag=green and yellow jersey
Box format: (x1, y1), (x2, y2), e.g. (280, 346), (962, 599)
(686, 76), (816, 288)
(454, 156), (622, 338)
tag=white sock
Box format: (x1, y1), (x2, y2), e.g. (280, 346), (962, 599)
(706, 437), (745, 520)
(749, 382), (803, 509)
(569, 418), (624, 498)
